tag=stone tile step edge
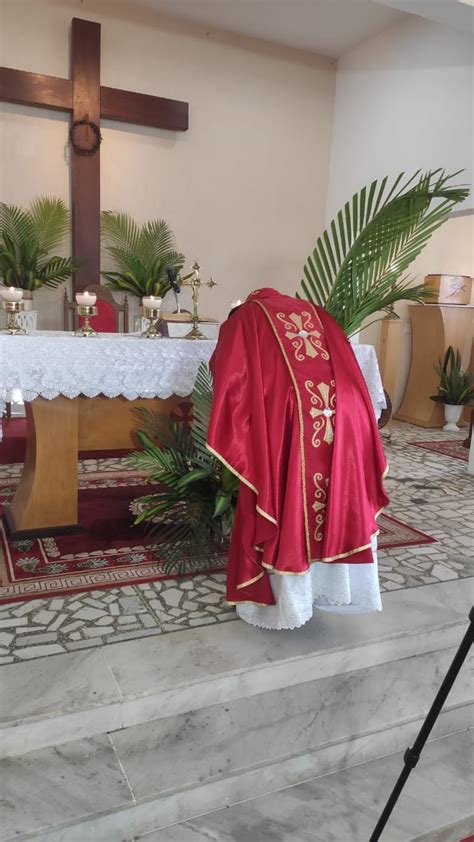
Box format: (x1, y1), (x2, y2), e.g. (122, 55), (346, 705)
(411, 816), (474, 842)
(3, 577), (471, 741)
(0, 619), (465, 760)
(1, 706), (471, 842)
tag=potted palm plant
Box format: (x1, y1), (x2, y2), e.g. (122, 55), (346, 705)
(299, 169), (468, 336)
(430, 346), (474, 431)
(0, 197), (76, 304)
(101, 211), (185, 299)
(128, 363), (239, 576)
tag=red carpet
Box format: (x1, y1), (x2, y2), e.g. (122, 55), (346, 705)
(0, 467), (436, 605)
(0, 468), (227, 604)
(0, 417), (130, 463)
(409, 438), (469, 463)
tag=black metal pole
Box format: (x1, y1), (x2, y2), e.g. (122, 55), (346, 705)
(370, 605), (474, 842)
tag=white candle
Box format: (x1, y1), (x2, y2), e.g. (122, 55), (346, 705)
(76, 290), (97, 306)
(142, 295), (162, 310)
(231, 300), (242, 309)
(1, 287), (23, 303)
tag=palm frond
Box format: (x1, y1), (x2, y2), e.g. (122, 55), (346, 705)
(0, 197), (74, 290)
(128, 364), (236, 577)
(191, 362), (214, 459)
(101, 211), (141, 255)
(0, 203), (34, 248)
(101, 211), (184, 298)
(139, 218), (176, 264)
(300, 170), (468, 335)
(29, 197), (70, 254)
(36, 256), (76, 287)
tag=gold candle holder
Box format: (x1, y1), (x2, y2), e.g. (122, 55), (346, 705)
(75, 304), (98, 336)
(141, 307), (163, 339)
(1, 300), (26, 335)
(180, 262), (217, 340)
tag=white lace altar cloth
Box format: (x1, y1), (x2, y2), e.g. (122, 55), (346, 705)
(0, 332), (384, 425)
(0, 330), (217, 404)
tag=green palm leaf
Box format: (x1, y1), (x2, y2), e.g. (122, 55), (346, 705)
(101, 211), (141, 255)
(191, 362), (214, 459)
(101, 211), (184, 298)
(300, 170), (468, 335)
(29, 197), (71, 255)
(0, 197), (75, 291)
(128, 364), (237, 577)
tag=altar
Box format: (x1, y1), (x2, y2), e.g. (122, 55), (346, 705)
(0, 332), (216, 536)
(0, 332), (385, 537)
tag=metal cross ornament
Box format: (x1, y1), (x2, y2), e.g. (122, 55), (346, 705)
(179, 262), (217, 340)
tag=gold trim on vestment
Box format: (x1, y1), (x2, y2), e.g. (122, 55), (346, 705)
(205, 443), (277, 527)
(255, 300), (312, 563)
(236, 572), (265, 589)
(260, 527), (381, 572)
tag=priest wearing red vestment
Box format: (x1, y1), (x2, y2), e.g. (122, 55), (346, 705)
(206, 288), (389, 630)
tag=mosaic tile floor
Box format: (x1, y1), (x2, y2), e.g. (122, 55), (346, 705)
(0, 422), (472, 663)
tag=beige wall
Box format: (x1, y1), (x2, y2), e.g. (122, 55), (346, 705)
(0, 0), (335, 329)
(327, 15), (474, 218)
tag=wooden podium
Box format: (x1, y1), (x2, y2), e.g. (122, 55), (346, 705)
(395, 304), (474, 428)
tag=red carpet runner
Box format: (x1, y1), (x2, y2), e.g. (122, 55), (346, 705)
(409, 438), (469, 463)
(0, 467), (436, 605)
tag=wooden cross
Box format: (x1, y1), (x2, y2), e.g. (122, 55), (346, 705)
(0, 17), (188, 292)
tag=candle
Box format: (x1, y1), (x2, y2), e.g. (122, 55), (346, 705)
(142, 295), (162, 310)
(230, 300), (242, 309)
(1, 287), (23, 303)
(76, 291), (97, 306)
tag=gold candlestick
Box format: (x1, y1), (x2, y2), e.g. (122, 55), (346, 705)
(141, 306), (164, 339)
(75, 304), (98, 336)
(179, 262), (217, 340)
(2, 300), (26, 335)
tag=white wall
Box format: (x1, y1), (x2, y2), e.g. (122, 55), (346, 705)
(327, 14), (474, 220)
(0, 0), (335, 329)
(325, 13), (473, 403)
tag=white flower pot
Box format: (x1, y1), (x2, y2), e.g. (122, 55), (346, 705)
(443, 404), (463, 432)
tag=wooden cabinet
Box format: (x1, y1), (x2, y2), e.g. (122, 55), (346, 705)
(395, 304), (474, 428)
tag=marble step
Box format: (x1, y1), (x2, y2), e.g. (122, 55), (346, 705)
(135, 729), (474, 842)
(1, 723), (472, 841)
(1, 617), (472, 838)
(1, 578), (472, 760)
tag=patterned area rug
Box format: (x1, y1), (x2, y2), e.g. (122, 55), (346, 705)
(409, 439), (469, 463)
(0, 468), (435, 605)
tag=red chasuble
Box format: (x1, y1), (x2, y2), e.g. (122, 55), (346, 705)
(207, 289), (389, 606)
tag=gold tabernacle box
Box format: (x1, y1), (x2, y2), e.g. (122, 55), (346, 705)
(423, 274), (472, 306)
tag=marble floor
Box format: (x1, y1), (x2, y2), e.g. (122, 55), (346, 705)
(0, 421), (472, 663)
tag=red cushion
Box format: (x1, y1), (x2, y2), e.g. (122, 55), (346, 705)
(79, 300), (117, 333)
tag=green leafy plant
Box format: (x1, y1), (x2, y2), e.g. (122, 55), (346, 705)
(300, 170), (469, 336)
(128, 363), (239, 575)
(430, 346), (474, 406)
(0, 197), (76, 290)
(101, 211), (185, 299)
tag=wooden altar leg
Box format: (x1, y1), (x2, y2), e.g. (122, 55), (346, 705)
(6, 397), (79, 537)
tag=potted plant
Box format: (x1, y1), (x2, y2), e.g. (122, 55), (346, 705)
(430, 346), (474, 431)
(101, 211), (185, 300)
(0, 197), (76, 305)
(128, 363), (239, 576)
(299, 169), (468, 337)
